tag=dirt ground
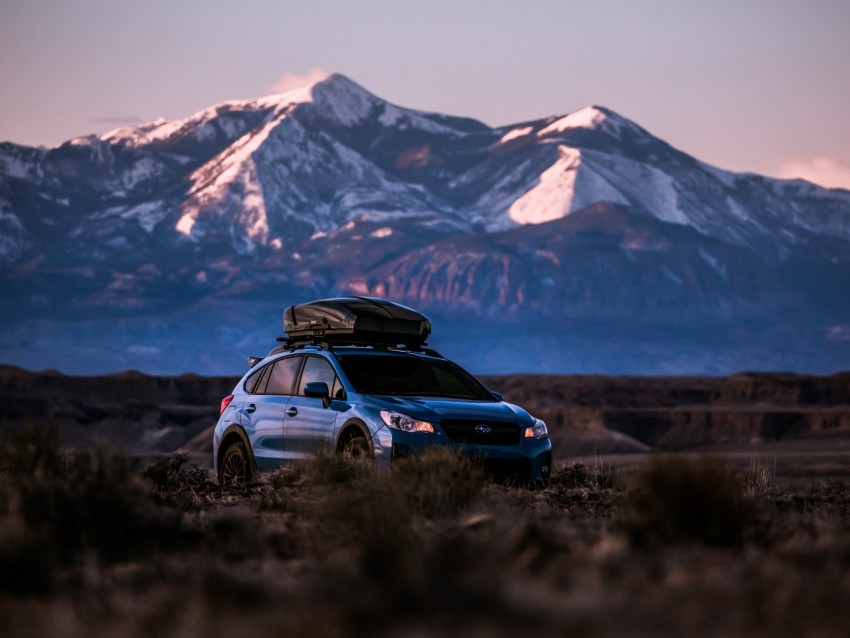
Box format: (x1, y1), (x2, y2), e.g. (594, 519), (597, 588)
(2, 430), (850, 638)
(568, 432), (850, 487)
(2, 367), (850, 636)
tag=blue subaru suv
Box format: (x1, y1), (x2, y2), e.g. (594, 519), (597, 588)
(213, 297), (552, 488)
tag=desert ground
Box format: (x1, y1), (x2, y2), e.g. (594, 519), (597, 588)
(1, 366), (850, 636)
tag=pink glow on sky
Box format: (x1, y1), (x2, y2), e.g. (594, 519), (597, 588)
(1, 0), (849, 188)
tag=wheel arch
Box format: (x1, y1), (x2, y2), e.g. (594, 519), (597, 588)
(335, 418), (373, 454)
(217, 424), (259, 476)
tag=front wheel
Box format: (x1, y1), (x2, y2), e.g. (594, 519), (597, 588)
(219, 442), (251, 491)
(340, 431), (372, 460)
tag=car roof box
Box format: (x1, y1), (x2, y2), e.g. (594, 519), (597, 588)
(283, 297), (431, 346)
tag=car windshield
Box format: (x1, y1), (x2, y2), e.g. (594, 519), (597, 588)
(336, 354), (495, 401)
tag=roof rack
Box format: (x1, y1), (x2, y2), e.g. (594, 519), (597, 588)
(268, 335), (443, 359)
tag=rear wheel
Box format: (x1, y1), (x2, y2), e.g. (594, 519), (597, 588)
(219, 442), (251, 491)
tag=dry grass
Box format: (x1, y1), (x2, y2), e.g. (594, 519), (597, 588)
(623, 457), (759, 547)
(2, 428), (850, 637)
(142, 450), (219, 509)
(740, 453), (778, 497)
(0, 426), (181, 594)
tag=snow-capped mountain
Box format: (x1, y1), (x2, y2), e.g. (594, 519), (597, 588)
(1, 74), (849, 375)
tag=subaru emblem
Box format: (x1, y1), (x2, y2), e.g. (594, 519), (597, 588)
(475, 424), (492, 434)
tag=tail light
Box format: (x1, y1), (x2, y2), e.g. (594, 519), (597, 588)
(220, 395), (234, 414)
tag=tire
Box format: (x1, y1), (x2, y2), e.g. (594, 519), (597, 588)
(219, 442), (251, 491)
(340, 430), (372, 460)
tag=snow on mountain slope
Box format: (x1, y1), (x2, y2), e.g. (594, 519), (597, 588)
(2, 72), (850, 267)
(98, 86), (308, 149)
(505, 146), (632, 225)
(98, 73), (471, 154)
(2, 74), (850, 375)
(480, 106), (850, 252)
(507, 146), (582, 224)
(176, 112), (283, 245)
(0, 144), (45, 181)
(98, 201), (170, 234)
(536, 105), (649, 141)
(462, 125), (701, 234)
(309, 73), (488, 137)
(176, 100), (463, 252)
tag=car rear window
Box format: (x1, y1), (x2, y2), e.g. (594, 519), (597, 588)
(245, 356), (302, 395)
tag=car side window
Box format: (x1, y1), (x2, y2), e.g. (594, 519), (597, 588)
(264, 356), (303, 395)
(298, 356), (342, 398)
(244, 364), (271, 394)
(331, 375), (346, 400)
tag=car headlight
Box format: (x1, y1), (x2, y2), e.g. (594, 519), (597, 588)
(380, 410), (435, 433)
(524, 418), (548, 440)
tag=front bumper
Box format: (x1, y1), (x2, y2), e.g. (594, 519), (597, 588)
(388, 428), (553, 483)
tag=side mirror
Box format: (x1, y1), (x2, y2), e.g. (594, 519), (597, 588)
(490, 390), (504, 401)
(304, 381), (331, 408)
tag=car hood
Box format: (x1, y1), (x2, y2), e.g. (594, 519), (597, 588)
(362, 395), (534, 424)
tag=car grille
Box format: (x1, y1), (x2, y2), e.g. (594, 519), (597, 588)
(439, 419), (520, 446)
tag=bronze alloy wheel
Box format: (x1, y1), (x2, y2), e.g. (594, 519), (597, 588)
(219, 442), (250, 491)
(341, 433), (371, 459)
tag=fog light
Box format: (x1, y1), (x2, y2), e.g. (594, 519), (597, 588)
(541, 464), (550, 477)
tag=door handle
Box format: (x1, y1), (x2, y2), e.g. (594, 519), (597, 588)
(244, 403), (256, 414)
(286, 407), (298, 417)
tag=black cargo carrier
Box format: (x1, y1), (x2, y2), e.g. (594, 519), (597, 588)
(283, 297), (431, 347)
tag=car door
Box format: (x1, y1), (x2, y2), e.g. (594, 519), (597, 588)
(283, 355), (344, 458)
(240, 355), (303, 469)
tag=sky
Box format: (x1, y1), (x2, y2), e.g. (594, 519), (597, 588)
(2, 0), (849, 188)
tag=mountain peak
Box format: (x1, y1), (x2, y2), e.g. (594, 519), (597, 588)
(314, 72), (362, 90)
(262, 72), (367, 104)
(97, 75), (370, 147)
(537, 105), (643, 140)
(307, 73), (382, 125)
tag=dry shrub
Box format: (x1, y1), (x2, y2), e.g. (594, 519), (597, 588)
(0, 517), (56, 594)
(391, 447), (487, 519)
(772, 479), (850, 517)
(203, 507), (267, 561)
(0, 425), (64, 480)
(258, 451), (376, 511)
(256, 451), (413, 566)
(545, 460), (622, 516)
(265, 463), (306, 489)
(299, 448), (376, 486)
(143, 450), (218, 508)
(550, 459), (622, 491)
(624, 457), (757, 548)
(549, 461), (591, 488)
(301, 462), (418, 608)
(739, 455), (777, 498)
(0, 426), (178, 582)
(262, 448), (486, 519)
(293, 449), (488, 599)
(301, 451), (505, 631)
